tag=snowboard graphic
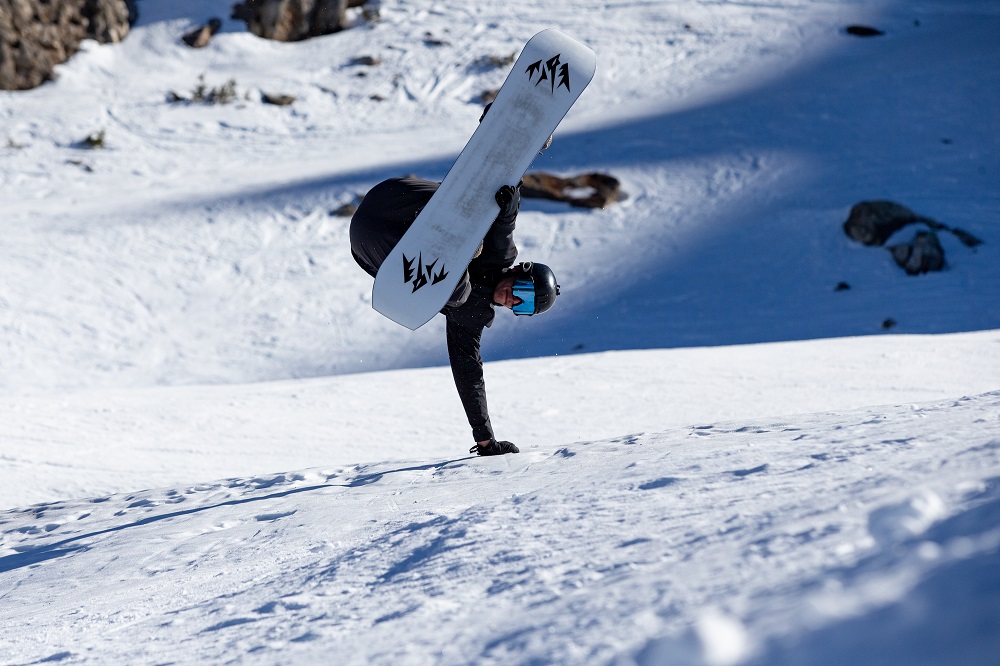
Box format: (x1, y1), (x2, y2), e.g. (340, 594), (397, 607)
(372, 29), (597, 330)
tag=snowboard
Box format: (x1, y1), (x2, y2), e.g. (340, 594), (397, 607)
(372, 28), (597, 330)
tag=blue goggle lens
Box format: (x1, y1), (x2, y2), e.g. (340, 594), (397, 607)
(511, 277), (535, 315)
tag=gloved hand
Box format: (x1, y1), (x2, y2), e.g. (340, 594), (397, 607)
(469, 439), (520, 456)
(495, 183), (520, 218)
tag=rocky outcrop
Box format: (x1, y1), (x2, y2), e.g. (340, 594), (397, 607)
(83, 0), (134, 43)
(0, 0), (136, 90)
(231, 0), (377, 42)
(842, 200), (983, 276)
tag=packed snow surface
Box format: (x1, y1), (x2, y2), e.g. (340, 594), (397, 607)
(3, 394), (999, 665)
(1, 0), (998, 664)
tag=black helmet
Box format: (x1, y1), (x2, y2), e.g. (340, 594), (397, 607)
(509, 262), (560, 316)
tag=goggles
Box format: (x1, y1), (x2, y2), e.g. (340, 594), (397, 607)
(511, 277), (536, 316)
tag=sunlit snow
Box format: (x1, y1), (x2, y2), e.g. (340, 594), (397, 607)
(1, 1), (998, 664)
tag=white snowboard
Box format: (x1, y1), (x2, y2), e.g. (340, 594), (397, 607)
(372, 28), (597, 330)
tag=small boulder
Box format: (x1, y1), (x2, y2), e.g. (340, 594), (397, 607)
(889, 230), (945, 275)
(182, 18), (223, 48)
(845, 25), (885, 37)
(843, 200), (918, 246)
(261, 91), (296, 106)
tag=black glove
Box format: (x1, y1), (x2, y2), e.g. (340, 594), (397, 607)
(495, 184), (520, 218)
(470, 439), (520, 456)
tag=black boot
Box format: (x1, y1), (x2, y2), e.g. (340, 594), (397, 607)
(470, 439), (520, 456)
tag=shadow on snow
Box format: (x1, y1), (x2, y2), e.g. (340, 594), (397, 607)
(151, 5), (998, 372)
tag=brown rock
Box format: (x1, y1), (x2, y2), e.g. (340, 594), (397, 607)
(231, 0), (349, 42)
(521, 172), (626, 209)
(182, 18), (223, 48)
(0, 0), (135, 90)
(82, 0), (134, 43)
(261, 91), (295, 106)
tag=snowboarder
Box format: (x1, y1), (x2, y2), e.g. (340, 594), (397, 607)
(350, 175), (560, 457)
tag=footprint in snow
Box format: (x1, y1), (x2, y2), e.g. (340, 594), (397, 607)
(638, 477), (681, 490)
(731, 464), (769, 478)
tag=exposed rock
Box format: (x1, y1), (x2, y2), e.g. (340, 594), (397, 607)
(182, 18), (223, 48)
(890, 230), (945, 275)
(843, 200), (987, 276)
(82, 0), (134, 43)
(230, 0), (343, 41)
(78, 128), (105, 149)
(231, 2), (253, 23)
(843, 200), (919, 246)
(845, 25), (885, 37)
(0, 0), (136, 91)
(261, 91), (295, 106)
(843, 200), (983, 249)
(312, 0), (348, 37)
(230, 0), (373, 42)
(474, 52), (517, 69)
(521, 172), (626, 209)
(330, 202), (358, 217)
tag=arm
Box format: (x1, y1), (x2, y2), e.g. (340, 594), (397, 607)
(445, 291), (495, 443)
(444, 185), (518, 308)
(468, 184), (520, 279)
(443, 185), (520, 442)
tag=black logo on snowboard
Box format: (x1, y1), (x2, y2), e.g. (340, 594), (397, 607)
(403, 253), (449, 293)
(526, 54), (571, 93)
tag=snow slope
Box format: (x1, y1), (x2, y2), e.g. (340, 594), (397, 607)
(2, 0), (996, 390)
(1, 0), (999, 663)
(2, 393), (998, 664)
(1, 330), (998, 510)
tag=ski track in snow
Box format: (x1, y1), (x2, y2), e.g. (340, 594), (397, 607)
(1, 393), (998, 665)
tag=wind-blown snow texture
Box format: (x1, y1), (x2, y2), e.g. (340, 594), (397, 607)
(1, 0), (998, 664)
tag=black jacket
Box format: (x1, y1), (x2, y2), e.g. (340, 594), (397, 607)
(350, 176), (519, 442)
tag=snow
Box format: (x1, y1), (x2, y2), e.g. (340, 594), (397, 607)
(1, 0), (998, 664)
(3, 394), (999, 664)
